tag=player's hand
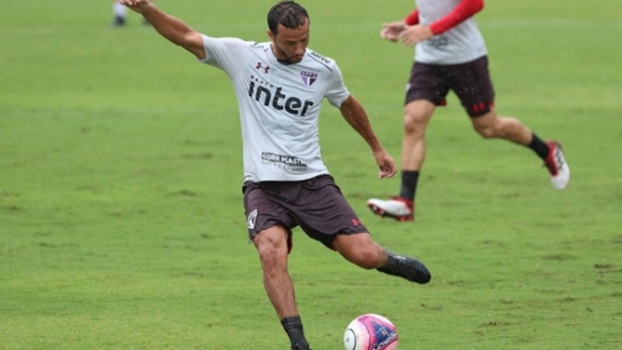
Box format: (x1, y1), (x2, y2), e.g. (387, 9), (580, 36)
(380, 21), (407, 42)
(118, 0), (152, 13)
(398, 25), (434, 46)
(373, 149), (397, 179)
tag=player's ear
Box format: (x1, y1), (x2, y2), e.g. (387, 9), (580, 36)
(267, 29), (275, 42)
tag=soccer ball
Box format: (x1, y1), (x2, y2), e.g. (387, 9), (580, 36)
(343, 314), (399, 350)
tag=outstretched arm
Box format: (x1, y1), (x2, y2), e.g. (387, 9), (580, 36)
(119, 0), (206, 59)
(339, 95), (397, 179)
(379, 9), (418, 42)
(398, 0), (484, 46)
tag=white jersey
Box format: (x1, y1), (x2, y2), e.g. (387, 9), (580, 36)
(199, 35), (350, 183)
(415, 0), (487, 65)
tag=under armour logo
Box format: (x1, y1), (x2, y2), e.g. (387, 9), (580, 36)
(256, 62), (270, 73)
(351, 218), (362, 227)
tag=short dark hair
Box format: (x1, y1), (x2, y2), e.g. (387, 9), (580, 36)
(267, 1), (309, 35)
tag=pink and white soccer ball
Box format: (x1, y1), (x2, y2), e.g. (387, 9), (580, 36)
(343, 314), (399, 350)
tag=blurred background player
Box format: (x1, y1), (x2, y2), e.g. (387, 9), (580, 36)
(367, 0), (570, 222)
(111, 0), (150, 27)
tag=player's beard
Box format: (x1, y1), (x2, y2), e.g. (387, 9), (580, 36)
(273, 43), (303, 64)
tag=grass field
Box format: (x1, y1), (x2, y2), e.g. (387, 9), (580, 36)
(1, 0), (621, 349)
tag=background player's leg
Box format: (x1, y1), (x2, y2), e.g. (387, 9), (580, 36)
(471, 108), (570, 189)
(111, 1), (127, 26)
(470, 107), (533, 145)
(367, 99), (435, 221)
(401, 99), (436, 173)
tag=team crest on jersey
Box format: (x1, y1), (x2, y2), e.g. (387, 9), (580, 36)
(300, 70), (318, 88)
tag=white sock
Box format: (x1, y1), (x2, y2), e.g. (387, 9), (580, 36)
(113, 1), (127, 18)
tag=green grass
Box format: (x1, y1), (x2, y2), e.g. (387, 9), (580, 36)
(1, 0), (621, 349)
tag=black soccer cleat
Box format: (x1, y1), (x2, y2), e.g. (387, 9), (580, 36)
(377, 250), (431, 284)
(291, 343), (311, 350)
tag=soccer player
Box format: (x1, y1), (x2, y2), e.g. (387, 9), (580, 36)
(117, 1), (431, 349)
(111, 0), (149, 27)
(367, 0), (570, 222)
(111, 0), (126, 26)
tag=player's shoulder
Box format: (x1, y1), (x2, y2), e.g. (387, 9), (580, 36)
(304, 49), (338, 72)
(205, 36), (265, 50)
(249, 41), (271, 50)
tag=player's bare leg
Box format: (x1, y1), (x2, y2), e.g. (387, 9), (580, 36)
(332, 233), (431, 284)
(471, 108), (570, 189)
(470, 107), (532, 144)
(401, 100), (436, 171)
(367, 99), (435, 221)
(253, 225), (310, 350)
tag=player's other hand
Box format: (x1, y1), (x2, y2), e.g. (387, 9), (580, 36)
(398, 25), (434, 46)
(380, 21), (407, 42)
(118, 0), (151, 12)
(373, 149), (397, 179)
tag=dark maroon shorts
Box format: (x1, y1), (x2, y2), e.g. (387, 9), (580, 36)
(242, 175), (368, 251)
(405, 55), (495, 117)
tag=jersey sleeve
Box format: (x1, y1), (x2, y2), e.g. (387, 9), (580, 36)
(404, 9), (420, 26)
(429, 0), (484, 35)
(198, 35), (248, 76)
(324, 63), (350, 107)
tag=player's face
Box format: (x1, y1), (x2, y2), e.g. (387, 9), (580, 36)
(268, 19), (310, 64)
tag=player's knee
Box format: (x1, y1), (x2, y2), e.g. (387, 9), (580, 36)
(349, 247), (383, 270)
(474, 123), (497, 138)
(403, 113), (426, 135)
(473, 115), (502, 138)
(255, 234), (287, 266)
(472, 111), (506, 139)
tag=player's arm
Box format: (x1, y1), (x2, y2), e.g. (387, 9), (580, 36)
(380, 9), (419, 42)
(429, 0), (484, 35)
(119, 0), (206, 59)
(399, 0), (484, 46)
(405, 9), (420, 26)
(339, 95), (396, 179)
